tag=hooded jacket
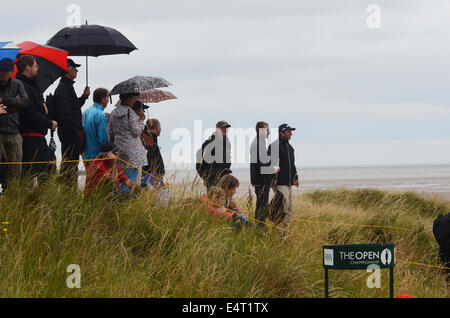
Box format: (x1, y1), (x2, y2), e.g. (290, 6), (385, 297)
(0, 77), (28, 134)
(16, 73), (53, 135)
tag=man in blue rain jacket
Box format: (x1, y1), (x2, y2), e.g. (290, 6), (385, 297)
(81, 88), (110, 169)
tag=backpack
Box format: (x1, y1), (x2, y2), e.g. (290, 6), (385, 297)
(433, 213), (450, 254)
(45, 93), (58, 121)
(195, 140), (209, 177)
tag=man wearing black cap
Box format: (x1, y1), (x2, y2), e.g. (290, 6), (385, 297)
(54, 58), (90, 185)
(0, 58), (29, 187)
(268, 124), (299, 228)
(196, 120), (232, 191)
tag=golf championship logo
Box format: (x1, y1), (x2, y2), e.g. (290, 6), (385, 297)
(323, 244), (396, 297)
(380, 248), (392, 265)
(324, 249), (334, 266)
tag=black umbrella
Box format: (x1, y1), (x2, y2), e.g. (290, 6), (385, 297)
(110, 76), (171, 95)
(46, 21), (137, 86)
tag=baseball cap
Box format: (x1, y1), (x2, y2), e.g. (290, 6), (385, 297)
(133, 100), (150, 111)
(67, 58), (81, 68)
(0, 58), (14, 72)
(279, 124), (296, 133)
(216, 120), (231, 129)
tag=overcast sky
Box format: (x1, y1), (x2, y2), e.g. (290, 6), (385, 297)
(4, 0), (450, 168)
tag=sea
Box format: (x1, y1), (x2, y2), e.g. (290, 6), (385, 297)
(163, 164), (450, 202)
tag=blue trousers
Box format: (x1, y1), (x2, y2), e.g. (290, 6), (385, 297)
(120, 168), (139, 193)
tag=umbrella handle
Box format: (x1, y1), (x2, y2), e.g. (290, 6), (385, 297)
(85, 20), (89, 87)
(85, 51), (88, 87)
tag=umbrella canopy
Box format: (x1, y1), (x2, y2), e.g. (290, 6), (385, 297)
(46, 23), (138, 86)
(139, 89), (177, 103)
(0, 41), (20, 62)
(12, 41), (68, 92)
(46, 24), (137, 57)
(110, 76), (171, 96)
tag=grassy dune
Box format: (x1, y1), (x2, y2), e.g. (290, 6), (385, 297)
(0, 177), (449, 298)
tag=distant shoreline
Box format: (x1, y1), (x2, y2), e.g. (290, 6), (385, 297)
(77, 164), (450, 202)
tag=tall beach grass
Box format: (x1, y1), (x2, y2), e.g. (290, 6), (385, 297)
(0, 176), (448, 298)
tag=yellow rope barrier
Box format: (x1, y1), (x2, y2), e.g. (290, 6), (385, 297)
(0, 157), (113, 165)
(399, 260), (450, 271)
(296, 219), (413, 232)
(115, 157), (413, 234)
(116, 157), (450, 271)
(1, 156), (449, 271)
(114, 157), (331, 246)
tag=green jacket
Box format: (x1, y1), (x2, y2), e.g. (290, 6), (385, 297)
(0, 77), (28, 134)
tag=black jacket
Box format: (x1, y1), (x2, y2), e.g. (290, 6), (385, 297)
(144, 133), (165, 177)
(196, 131), (232, 184)
(250, 134), (275, 186)
(0, 77), (28, 134)
(54, 77), (87, 141)
(433, 213), (450, 257)
(268, 137), (298, 186)
(16, 73), (53, 135)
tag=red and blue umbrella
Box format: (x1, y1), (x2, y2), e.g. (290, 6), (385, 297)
(12, 41), (68, 92)
(0, 41), (20, 62)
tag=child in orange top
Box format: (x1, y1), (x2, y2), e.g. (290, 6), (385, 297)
(199, 186), (233, 222)
(217, 174), (251, 227)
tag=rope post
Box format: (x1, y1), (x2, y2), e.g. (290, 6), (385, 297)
(390, 267), (394, 298)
